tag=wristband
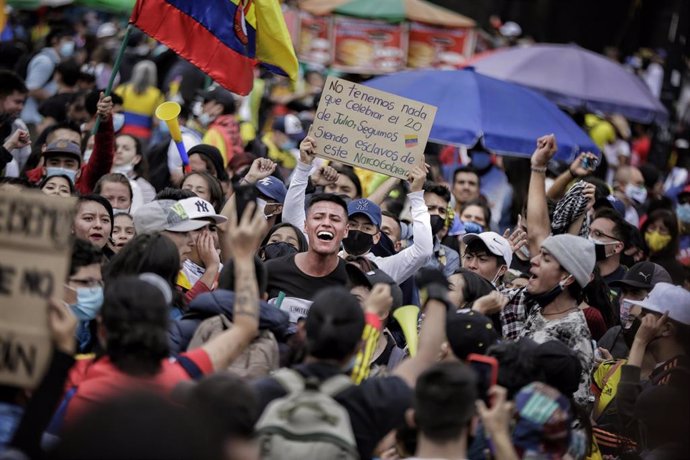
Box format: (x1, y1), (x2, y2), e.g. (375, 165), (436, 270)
(530, 165), (547, 174)
(365, 312), (383, 331)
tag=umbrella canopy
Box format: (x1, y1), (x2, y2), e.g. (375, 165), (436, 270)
(471, 44), (668, 124)
(365, 68), (598, 161)
(299, 0), (475, 27)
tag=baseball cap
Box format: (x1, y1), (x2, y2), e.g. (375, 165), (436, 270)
(610, 262), (672, 290)
(626, 282), (690, 325)
(462, 232), (513, 268)
(272, 114), (305, 143)
(346, 264), (403, 310)
(255, 176), (287, 204)
(348, 199), (382, 228)
(177, 197), (227, 224)
(44, 140), (82, 164)
(133, 200), (210, 234)
(445, 310), (498, 360)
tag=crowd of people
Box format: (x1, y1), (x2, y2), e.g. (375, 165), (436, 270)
(1, 7), (690, 460)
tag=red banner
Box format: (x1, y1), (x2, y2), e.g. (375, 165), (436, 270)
(297, 11), (333, 66)
(332, 16), (407, 74)
(407, 22), (474, 69)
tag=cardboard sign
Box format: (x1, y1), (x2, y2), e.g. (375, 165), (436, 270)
(0, 190), (75, 388)
(312, 76), (437, 179)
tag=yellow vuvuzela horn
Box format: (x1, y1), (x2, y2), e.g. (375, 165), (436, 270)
(393, 305), (420, 357)
(155, 101), (189, 172)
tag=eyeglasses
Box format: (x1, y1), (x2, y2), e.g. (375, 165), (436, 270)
(69, 278), (104, 288)
(589, 229), (620, 242)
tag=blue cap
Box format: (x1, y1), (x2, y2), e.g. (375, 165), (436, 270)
(255, 176), (287, 204)
(606, 195), (626, 217)
(347, 199), (381, 228)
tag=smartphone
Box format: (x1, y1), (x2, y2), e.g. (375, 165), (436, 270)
(233, 184), (258, 221)
(467, 353), (499, 405)
(582, 155), (599, 170)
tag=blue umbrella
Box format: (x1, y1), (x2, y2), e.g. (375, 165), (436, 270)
(365, 68), (598, 161)
(471, 44), (668, 124)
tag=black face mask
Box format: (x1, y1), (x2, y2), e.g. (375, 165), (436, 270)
(430, 215), (445, 235)
(620, 252), (636, 269)
(524, 282), (565, 309)
(261, 241), (298, 260)
(593, 243), (608, 262)
(622, 316), (642, 349)
(343, 230), (374, 256)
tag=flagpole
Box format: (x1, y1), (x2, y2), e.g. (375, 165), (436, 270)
(91, 23), (133, 136)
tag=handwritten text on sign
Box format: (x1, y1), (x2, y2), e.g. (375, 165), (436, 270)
(0, 191), (75, 388)
(312, 76), (437, 180)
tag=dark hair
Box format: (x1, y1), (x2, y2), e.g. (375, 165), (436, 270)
(46, 27), (73, 47)
(77, 194), (114, 233)
(414, 362), (477, 442)
(465, 238), (506, 267)
(452, 165), (479, 184)
(104, 233), (180, 292)
(593, 207), (629, 242)
(56, 59), (80, 87)
(305, 287), (364, 361)
(460, 199), (492, 227)
(641, 209), (680, 257)
(331, 165), (362, 198)
(54, 392), (217, 460)
(184, 373), (259, 441)
(94, 173), (134, 202)
(155, 187), (196, 201)
(260, 222), (308, 253)
(38, 174), (76, 195)
(583, 268), (615, 328)
(116, 134), (149, 180)
(181, 171), (224, 212)
(0, 70), (27, 97)
(69, 238), (103, 276)
(218, 256), (268, 295)
(423, 181), (451, 203)
(306, 193), (348, 218)
(101, 276), (169, 376)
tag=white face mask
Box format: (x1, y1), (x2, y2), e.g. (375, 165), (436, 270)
(197, 112), (216, 127)
(256, 198), (267, 220)
(112, 163), (134, 176)
(113, 113), (125, 132)
(625, 183), (647, 204)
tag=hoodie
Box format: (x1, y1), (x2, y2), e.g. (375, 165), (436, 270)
(168, 289), (290, 354)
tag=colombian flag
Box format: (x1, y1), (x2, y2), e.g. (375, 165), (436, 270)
(130, 0), (298, 96)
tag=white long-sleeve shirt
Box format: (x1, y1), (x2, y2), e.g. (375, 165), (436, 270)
(281, 160), (312, 231)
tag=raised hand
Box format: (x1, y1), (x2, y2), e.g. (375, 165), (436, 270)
(226, 201), (269, 259)
(473, 291), (509, 315)
(3, 129), (31, 151)
(311, 165), (339, 187)
(531, 134), (557, 167)
(408, 163), (429, 193)
(364, 283), (394, 319)
(570, 151), (598, 177)
(299, 130), (317, 165)
(244, 158), (277, 184)
(96, 92), (113, 121)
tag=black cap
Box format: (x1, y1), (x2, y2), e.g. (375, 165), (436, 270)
(199, 84), (235, 112)
(533, 340), (582, 396)
(446, 310), (499, 360)
(609, 261), (672, 290)
(187, 144), (228, 181)
(346, 264), (403, 310)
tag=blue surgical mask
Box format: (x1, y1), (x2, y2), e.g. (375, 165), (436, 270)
(280, 139), (297, 151)
(462, 221), (484, 234)
(59, 40), (76, 58)
(70, 286), (104, 321)
(46, 167), (77, 184)
(676, 203), (690, 224)
(113, 113), (125, 132)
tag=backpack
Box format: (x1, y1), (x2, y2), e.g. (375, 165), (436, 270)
(255, 368), (359, 460)
(187, 314), (279, 379)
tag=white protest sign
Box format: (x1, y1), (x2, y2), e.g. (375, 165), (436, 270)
(311, 76), (437, 180)
(0, 190), (75, 388)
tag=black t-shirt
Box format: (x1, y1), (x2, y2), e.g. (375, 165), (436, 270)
(265, 254), (348, 325)
(252, 362), (412, 460)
